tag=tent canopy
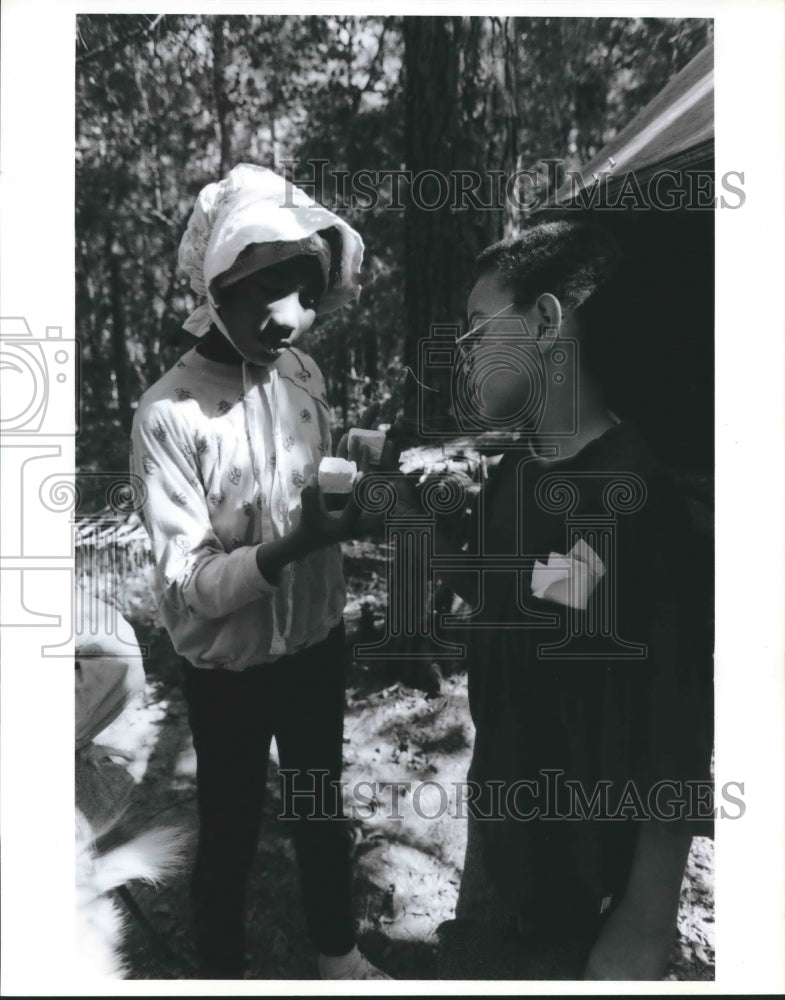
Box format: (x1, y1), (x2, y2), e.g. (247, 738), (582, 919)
(556, 43), (714, 204)
(534, 44), (715, 474)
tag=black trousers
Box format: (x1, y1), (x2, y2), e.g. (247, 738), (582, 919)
(182, 622), (356, 976)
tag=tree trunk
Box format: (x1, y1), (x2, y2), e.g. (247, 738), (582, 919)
(402, 16), (517, 430)
(403, 17), (459, 428)
(212, 17), (233, 176)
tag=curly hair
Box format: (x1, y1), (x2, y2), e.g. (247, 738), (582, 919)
(474, 220), (621, 314)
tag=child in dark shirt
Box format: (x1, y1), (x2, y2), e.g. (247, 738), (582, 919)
(407, 220), (712, 980)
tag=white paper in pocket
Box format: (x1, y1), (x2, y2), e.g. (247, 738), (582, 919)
(531, 538), (606, 610)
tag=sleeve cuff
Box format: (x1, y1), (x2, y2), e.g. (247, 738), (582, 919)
(239, 544), (279, 594)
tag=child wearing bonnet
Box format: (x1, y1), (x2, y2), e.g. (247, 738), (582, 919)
(130, 163), (388, 979)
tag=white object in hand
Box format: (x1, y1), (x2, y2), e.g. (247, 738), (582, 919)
(530, 538), (606, 610)
(318, 456), (357, 494)
(348, 428), (386, 465)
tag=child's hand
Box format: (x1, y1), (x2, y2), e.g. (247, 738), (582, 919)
(345, 420), (423, 531)
(335, 401), (381, 458)
(296, 443), (374, 551)
(256, 451), (369, 585)
(377, 421), (423, 519)
(336, 418), (421, 530)
(298, 479), (359, 547)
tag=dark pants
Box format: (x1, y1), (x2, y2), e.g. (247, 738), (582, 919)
(182, 622), (355, 977)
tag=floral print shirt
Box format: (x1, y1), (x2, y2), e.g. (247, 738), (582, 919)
(130, 347), (345, 669)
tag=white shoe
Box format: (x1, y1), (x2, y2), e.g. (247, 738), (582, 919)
(318, 946), (393, 980)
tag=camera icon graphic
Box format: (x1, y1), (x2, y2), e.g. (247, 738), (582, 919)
(0, 317), (80, 436)
(416, 317), (579, 440)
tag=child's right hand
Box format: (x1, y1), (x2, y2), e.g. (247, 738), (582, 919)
(255, 446), (372, 586)
(298, 443), (373, 549)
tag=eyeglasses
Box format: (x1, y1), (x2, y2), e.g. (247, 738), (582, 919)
(455, 302), (516, 364)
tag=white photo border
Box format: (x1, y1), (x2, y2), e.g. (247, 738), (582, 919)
(1, 0), (783, 994)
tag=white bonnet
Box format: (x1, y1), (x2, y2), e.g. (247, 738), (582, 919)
(178, 163), (364, 337)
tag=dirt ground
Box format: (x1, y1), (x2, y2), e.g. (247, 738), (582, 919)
(93, 537), (715, 982)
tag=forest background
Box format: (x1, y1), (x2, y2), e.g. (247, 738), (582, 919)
(75, 13), (712, 505)
(71, 15), (716, 979)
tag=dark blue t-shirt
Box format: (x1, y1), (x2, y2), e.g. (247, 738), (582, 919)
(465, 422), (713, 922)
